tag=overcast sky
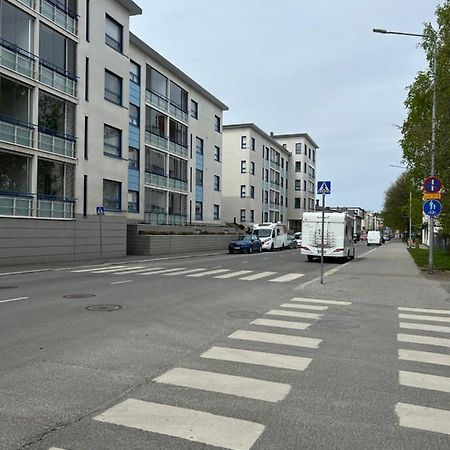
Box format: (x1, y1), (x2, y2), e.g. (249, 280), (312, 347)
(131, 0), (440, 211)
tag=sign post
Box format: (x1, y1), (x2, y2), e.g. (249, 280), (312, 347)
(96, 206), (105, 260)
(317, 181), (331, 284)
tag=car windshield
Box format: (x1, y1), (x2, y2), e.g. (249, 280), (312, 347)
(254, 229), (271, 238)
(235, 235), (251, 241)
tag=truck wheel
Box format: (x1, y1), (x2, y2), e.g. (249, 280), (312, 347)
(307, 255), (314, 262)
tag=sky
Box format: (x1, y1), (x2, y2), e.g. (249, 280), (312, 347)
(130, 0), (441, 212)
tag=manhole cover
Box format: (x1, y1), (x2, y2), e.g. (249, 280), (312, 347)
(317, 320), (360, 329)
(0, 286), (18, 290)
(84, 304), (123, 312)
(226, 311), (260, 319)
(63, 293), (96, 299)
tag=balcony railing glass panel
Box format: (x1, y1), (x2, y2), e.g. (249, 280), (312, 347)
(0, 192), (33, 216)
(168, 213), (187, 225)
(145, 131), (168, 152)
(144, 172), (168, 188)
(0, 39), (34, 78)
(40, 0), (78, 35)
(39, 62), (77, 97)
(168, 178), (188, 192)
(168, 141), (188, 158)
(37, 196), (75, 219)
(0, 116), (34, 147)
(169, 103), (188, 123)
(38, 129), (76, 158)
(145, 89), (169, 112)
(144, 210), (167, 225)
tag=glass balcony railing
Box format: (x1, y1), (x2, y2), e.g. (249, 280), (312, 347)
(38, 128), (76, 158)
(168, 178), (188, 192)
(0, 116), (34, 147)
(0, 39), (35, 78)
(39, 0), (78, 35)
(169, 102), (188, 123)
(145, 130), (168, 151)
(18, 0), (34, 7)
(145, 89), (169, 111)
(0, 192), (33, 217)
(169, 141), (188, 158)
(168, 213), (187, 225)
(39, 62), (77, 97)
(144, 210), (167, 225)
(37, 195), (75, 219)
(144, 172), (168, 188)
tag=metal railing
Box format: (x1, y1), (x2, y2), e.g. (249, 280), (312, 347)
(168, 178), (188, 192)
(37, 196), (75, 219)
(39, 0), (78, 35)
(145, 130), (168, 151)
(144, 172), (168, 188)
(168, 213), (187, 225)
(144, 210), (167, 225)
(169, 102), (188, 123)
(39, 62), (77, 97)
(0, 39), (35, 78)
(38, 129), (76, 158)
(0, 193), (33, 217)
(145, 89), (169, 111)
(168, 140), (188, 158)
(0, 116), (34, 147)
(18, 0), (34, 7)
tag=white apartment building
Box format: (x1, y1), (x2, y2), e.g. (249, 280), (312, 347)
(0, 0), (227, 265)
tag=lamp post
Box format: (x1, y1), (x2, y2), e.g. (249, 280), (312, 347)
(374, 27), (437, 273)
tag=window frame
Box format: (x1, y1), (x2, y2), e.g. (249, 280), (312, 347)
(214, 146), (221, 162)
(105, 14), (123, 53)
(103, 124), (122, 158)
(103, 179), (121, 211)
(191, 99), (198, 119)
(104, 69), (122, 105)
(214, 115), (221, 132)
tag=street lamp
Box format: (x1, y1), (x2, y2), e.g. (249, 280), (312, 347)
(373, 27), (437, 273)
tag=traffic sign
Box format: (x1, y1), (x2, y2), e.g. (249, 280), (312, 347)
(317, 181), (331, 195)
(423, 200), (442, 217)
(423, 176), (443, 193)
(423, 193), (442, 200)
(96, 206), (105, 215)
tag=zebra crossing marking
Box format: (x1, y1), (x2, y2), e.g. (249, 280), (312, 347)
(187, 269), (230, 277)
(399, 306), (450, 315)
(250, 318), (311, 330)
(154, 367), (291, 402)
(399, 370), (450, 393)
(398, 349), (450, 367)
(269, 273), (305, 282)
(163, 268), (207, 276)
(228, 330), (321, 349)
(398, 333), (450, 349)
(94, 266), (145, 274)
(396, 403), (450, 435)
(138, 268), (186, 275)
(214, 270), (253, 279)
(239, 271), (277, 281)
(399, 313), (450, 323)
(266, 309), (323, 320)
(279, 303), (328, 311)
(112, 267), (164, 275)
(201, 346), (312, 371)
(72, 265), (127, 273)
(290, 297), (352, 306)
(94, 398), (265, 450)
(399, 322), (450, 334)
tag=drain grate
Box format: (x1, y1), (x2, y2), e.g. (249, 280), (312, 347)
(63, 293), (96, 299)
(84, 304), (123, 312)
(0, 286), (18, 290)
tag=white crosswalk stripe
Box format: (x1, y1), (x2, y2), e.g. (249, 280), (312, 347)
(396, 403), (450, 435)
(269, 273), (304, 282)
(72, 265), (127, 273)
(163, 268), (207, 276)
(398, 333), (450, 349)
(398, 349), (450, 367)
(399, 370), (450, 393)
(399, 313), (450, 323)
(250, 318), (311, 330)
(399, 322), (450, 334)
(138, 268), (186, 275)
(290, 297), (352, 306)
(399, 306), (450, 315)
(154, 367), (291, 402)
(266, 309), (323, 320)
(214, 270), (253, 279)
(94, 398), (265, 450)
(279, 303), (328, 311)
(239, 271), (277, 281)
(228, 330), (321, 348)
(201, 346), (312, 371)
(187, 269), (230, 277)
(113, 267), (164, 275)
(94, 266), (145, 273)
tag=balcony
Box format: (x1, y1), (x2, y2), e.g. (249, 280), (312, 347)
(145, 89), (169, 112)
(168, 213), (187, 225)
(0, 191), (33, 217)
(37, 195), (75, 219)
(168, 140), (188, 158)
(18, 0), (34, 7)
(39, 0), (78, 35)
(38, 128), (76, 158)
(39, 61), (77, 97)
(144, 208), (167, 225)
(145, 130), (168, 152)
(0, 38), (35, 79)
(168, 177), (188, 192)
(144, 172), (167, 189)
(169, 102), (188, 123)
(0, 115), (34, 147)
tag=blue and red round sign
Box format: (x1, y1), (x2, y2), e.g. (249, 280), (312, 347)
(423, 176), (443, 193)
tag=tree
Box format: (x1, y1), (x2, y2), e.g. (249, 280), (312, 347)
(401, 1), (450, 235)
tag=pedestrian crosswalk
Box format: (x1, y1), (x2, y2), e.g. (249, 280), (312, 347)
(395, 305), (450, 436)
(70, 264), (305, 283)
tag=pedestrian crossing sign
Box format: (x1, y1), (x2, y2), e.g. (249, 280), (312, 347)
(317, 181), (331, 195)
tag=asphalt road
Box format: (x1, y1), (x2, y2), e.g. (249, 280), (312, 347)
(1, 242), (449, 450)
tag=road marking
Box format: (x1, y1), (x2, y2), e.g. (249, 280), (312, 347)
(279, 303), (328, 311)
(399, 307), (450, 315)
(0, 268), (52, 276)
(94, 266), (145, 274)
(188, 269), (230, 277)
(239, 272), (277, 281)
(154, 367), (291, 402)
(48, 448), (67, 450)
(201, 346), (312, 371)
(290, 297), (352, 306)
(398, 349), (450, 367)
(396, 402), (450, 435)
(163, 268), (207, 276)
(250, 318), (311, 330)
(398, 333), (450, 348)
(399, 322), (450, 334)
(72, 265), (127, 273)
(112, 267), (164, 275)
(95, 398), (265, 450)
(399, 370), (450, 393)
(111, 280), (133, 285)
(266, 309), (323, 320)
(138, 268), (186, 275)
(228, 330), (321, 348)
(269, 273), (304, 282)
(399, 313), (450, 323)
(0, 296), (29, 304)
(214, 270), (253, 279)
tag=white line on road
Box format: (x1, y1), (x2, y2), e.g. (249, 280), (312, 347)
(399, 306), (450, 315)
(396, 402), (450, 435)
(163, 268), (207, 276)
(0, 296), (29, 304)
(239, 272), (277, 281)
(290, 297), (352, 306)
(214, 270), (253, 279)
(399, 313), (450, 323)
(400, 322), (450, 334)
(269, 273), (304, 282)
(138, 268), (186, 275)
(94, 266), (145, 274)
(228, 330), (321, 348)
(201, 346), (312, 371)
(110, 280), (133, 285)
(94, 398), (265, 450)
(112, 267), (164, 275)
(398, 333), (450, 349)
(399, 370), (450, 393)
(188, 269), (230, 277)
(154, 367), (291, 402)
(398, 349), (450, 367)
(266, 309), (323, 320)
(250, 318), (311, 330)
(72, 265), (127, 273)
(279, 303), (328, 311)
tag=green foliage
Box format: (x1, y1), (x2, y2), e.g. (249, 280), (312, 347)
(408, 247), (450, 271)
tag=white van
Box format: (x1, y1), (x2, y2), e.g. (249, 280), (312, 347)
(367, 231), (382, 246)
(252, 222), (288, 251)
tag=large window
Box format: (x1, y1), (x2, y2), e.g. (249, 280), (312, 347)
(295, 162), (301, 173)
(104, 125), (122, 157)
(170, 81), (187, 113)
(147, 66), (167, 98)
(169, 120), (187, 147)
(104, 70), (122, 105)
(129, 104), (140, 126)
(169, 157), (187, 181)
(145, 148), (165, 175)
(0, 77), (30, 123)
(130, 61), (140, 84)
(129, 147), (139, 169)
(37, 159), (73, 198)
(128, 190), (138, 213)
(39, 91), (75, 136)
(195, 201), (203, 220)
(1, 1), (33, 51)
(103, 179), (121, 210)
(295, 143), (302, 154)
(196, 169), (203, 187)
(0, 152), (30, 193)
(146, 107), (166, 136)
(196, 137), (203, 155)
(105, 15), (123, 52)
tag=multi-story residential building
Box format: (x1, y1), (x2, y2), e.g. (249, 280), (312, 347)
(271, 133), (319, 231)
(222, 124), (291, 227)
(0, 0), (227, 266)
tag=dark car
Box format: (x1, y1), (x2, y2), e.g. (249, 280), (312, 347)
(286, 235), (298, 249)
(229, 235), (262, 254)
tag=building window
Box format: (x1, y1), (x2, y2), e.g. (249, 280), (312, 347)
(214, 115), (221, 132)
(214, 175), (220, 191)
(295, 198), (301, 209)
(265, 169), (269, 182)
(286, 161), (289, 172)
(250, 209), (255, 222)
(129, 104), (139, 126)
(104, 125), (122, 157)
(104, 70), (122, 105)
(240, 209), (246, 222)
(128, 190), (138, 212)
(240, 160), (246, 173)
(295, 162), (301, 172)
(295, 143), (301, 154)
(196, 169), (203, 187)
(304, 180), (307, 191)
(313, 149), (316, 162)
(85, 57), (89, 101)
(170, 81), (188, 113)
(295, 179), (301, 191)
(214, 204), (220, 220)
(129, 147), (139, 169)
(130, 61), (140, 84)
(105, 15), (123, 52)
(195, 201), (203, 220)
(241, 136), (247, 149)
(281, 158), (284, 168)
(250, 161), (255, 175)
(250, 185), (255, 198)
(214, 146), (221, 162)
(251, 137), (255, 151)
(265, 190), (269, 204)
(196, 137), (203, 155)
(240, 185), (246, 198)
(103, 179), (121, 210)
(304, 162), (307, 173)
(309, 148), (312, 159)
(304, 143), (308, 155)
(191, 100), (198, 119)
(304, 198), (307, 209)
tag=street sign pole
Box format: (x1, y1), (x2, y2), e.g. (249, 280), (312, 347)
(96, 206), (105, 260)
(320, 193), (325, 284)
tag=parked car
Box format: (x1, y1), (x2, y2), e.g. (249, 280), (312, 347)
(228, 235), (262, 254)
(367, 231), (382, 246)
(286, 235), (298, 249)
(293, 232), (302, 246)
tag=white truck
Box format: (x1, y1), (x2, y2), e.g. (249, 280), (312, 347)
(301, 212), (356, 262)
(252, 222), (288, 251)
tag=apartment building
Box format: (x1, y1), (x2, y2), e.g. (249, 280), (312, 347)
(0, 0), (227, 265)
(222, 124), (291, 227)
